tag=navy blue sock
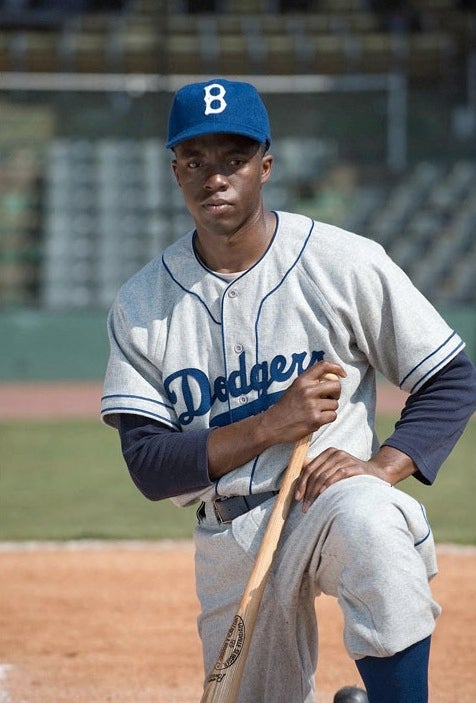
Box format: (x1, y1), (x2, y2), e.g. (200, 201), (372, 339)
(355, 636), (431, 703)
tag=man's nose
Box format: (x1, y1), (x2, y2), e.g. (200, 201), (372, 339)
(204, 166), (229, 189)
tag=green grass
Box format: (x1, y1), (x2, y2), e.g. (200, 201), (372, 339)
(1, 416), (474, 543)
(0, 420), (197, 540)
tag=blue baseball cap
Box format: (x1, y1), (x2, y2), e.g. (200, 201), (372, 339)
(166, 78), (271, 149)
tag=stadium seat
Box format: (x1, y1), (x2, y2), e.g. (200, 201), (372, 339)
(167, 33), (202, 74)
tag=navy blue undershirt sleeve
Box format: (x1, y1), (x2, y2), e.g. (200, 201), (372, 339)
(382, 350), (476, 484)
(118, 414), (214, 501)
(118, 350), (476, 501)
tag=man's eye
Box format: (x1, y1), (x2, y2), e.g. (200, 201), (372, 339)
(188, 160), (200, 169)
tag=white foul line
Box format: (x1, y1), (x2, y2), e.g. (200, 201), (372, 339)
(0, 664), (12, 703)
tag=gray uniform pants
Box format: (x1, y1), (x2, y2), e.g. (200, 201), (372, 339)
(194, 476), (441, 703)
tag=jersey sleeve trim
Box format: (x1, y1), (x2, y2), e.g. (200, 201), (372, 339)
(101, 393), (180, 430)
(401, 332), (465, 393)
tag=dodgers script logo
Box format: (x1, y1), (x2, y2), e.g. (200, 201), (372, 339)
(164, 349), (324, 427)
(204, 83), (227, 115)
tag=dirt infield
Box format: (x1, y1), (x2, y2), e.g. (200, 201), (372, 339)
(1, 541), (475, 703)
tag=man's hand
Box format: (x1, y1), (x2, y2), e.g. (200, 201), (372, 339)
(295, 445), (418, 513)
(207, 360), (346, 480)
(260, 360), (346, 446)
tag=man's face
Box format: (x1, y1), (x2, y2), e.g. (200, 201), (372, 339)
(171, 133), (273, 237)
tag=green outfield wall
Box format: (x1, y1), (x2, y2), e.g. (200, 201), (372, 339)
(0, 310), (109, 381)
(0, 307), (475, 382)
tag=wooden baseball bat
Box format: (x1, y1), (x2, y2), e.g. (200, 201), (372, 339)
(199, 373), (339, 703)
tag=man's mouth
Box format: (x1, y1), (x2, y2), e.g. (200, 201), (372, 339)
(203, 199), (232, 211)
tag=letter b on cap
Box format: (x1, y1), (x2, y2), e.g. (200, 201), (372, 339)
(204, 83), (227, 115)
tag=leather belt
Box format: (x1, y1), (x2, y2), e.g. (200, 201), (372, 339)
(199, 490), (279, 524)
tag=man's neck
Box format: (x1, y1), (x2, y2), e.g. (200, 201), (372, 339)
(194, 210), (276, 273)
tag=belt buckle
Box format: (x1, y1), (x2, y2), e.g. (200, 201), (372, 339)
(212, 497), (232, 524)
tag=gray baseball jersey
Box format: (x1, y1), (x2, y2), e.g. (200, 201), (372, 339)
(101, 211), (463, 507)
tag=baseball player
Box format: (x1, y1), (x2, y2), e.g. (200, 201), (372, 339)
(101, 79), (476, 703)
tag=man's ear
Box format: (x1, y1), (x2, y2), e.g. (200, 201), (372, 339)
(171, 159), (181, 186)
(261, 154), (273, 184)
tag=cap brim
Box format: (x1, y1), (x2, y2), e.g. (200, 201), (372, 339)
(166, 124), (270, 149)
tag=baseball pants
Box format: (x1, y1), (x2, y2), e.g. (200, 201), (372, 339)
(194, 475), (441, 703)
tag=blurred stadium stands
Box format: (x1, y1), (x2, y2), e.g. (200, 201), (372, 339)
(0, 0), (475, 312)
(0, 0), (473, 76)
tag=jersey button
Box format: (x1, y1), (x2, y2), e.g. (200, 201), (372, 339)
(234, 343), (244, 353)
(239, 395), (248, 404)
(228, 288), (238, 298)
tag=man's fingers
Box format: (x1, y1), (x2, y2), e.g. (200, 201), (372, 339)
(301, 360), (347, 383)
(295, 448), (366, 510)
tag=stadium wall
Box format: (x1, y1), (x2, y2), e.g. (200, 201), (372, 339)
(0, 307), (474, 382)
